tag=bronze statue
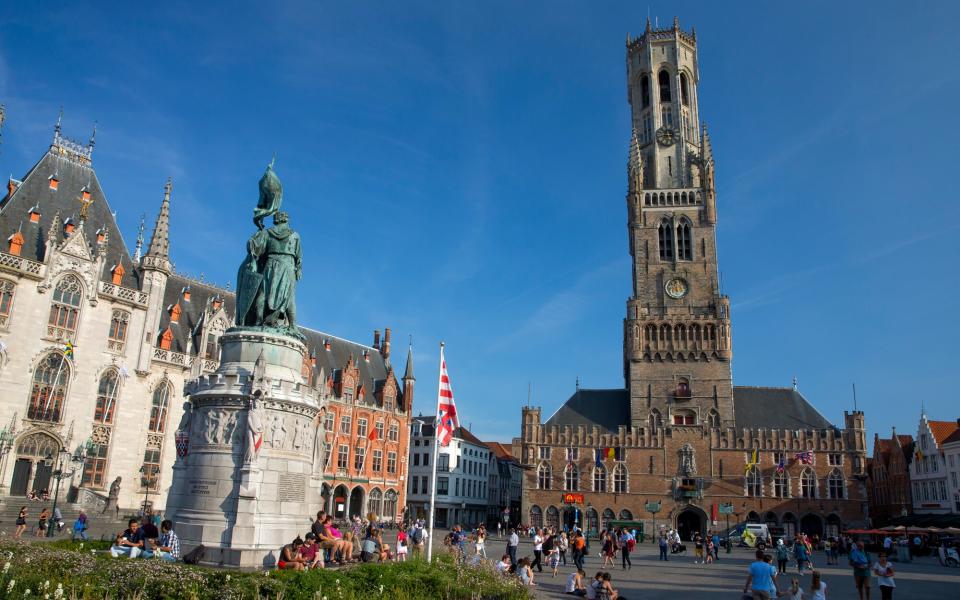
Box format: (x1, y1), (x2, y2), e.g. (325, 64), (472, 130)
(235, 162), (303, 336)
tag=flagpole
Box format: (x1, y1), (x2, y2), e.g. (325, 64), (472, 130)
(426, 342), (444, 563)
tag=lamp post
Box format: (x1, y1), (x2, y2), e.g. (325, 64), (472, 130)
(140, 465), (160, 515)
(45, 441), (90, 538)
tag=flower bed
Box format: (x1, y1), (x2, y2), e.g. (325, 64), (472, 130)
(0, 541), (530, 600)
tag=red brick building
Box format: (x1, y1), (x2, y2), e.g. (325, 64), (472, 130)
(309, 329), (415, 522)
(868, 430), (914, 524)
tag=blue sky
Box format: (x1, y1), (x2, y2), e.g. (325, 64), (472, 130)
(1, 1), (958, 446)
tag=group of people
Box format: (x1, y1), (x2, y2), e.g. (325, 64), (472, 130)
(109, 516), (180, 562)
(744, 540), (898, 600)
(13, 505), (70, 538)
(278, 511), (417, 570)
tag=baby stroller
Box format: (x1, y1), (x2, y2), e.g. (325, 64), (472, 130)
(671, 542), (687, 554)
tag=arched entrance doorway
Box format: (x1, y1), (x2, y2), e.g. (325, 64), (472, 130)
(782, 513), (797, 540)
(825, 514), (842, 539)
(11, 432), (60, 496)
(800, 514), (823, 538)
(562, 506), (578, 530)
(332, 484), (349, 519)
(348, 486), (365, 518)
(676, 507), (705, 541)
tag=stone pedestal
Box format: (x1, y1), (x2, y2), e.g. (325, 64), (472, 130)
(166, 329), (326, 568)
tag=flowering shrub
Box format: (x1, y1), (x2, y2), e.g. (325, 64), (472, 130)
(0, 542), (529, 600)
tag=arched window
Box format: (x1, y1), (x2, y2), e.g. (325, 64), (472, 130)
(368, 488), (383, 517)
(649, 409), (662, 430)
(745, 466), (763, 497)
(27, 352), (70, 422)
(613, 463), (628, 493)
(827, 469), (845, 499)
(800, 468), (817, 499)
(107, 310), (130, 352)
(773, 471), (790, 498)
(530, 505), (543, 528)
(641, 74), (651, 108)
(676, 220), (693, 260)
(658, 69), (672, 103)
(148, 381), (172, 433)
(680, 72), (690, 106)
(675, 378), (691, 399)
(565, 464), (579, 491)
(94, 369), (121, 424)
(48, 275), (83, 341)
(673, 409), (696, 426)
(658, 220), (674, 260)
(602, 508), (615, 530)
(538, 463), (552, 490)
(586, 507), (599, 534)
(593, 464), (607, 492)
(383, 490), (398, 521)
(707, 409), (720, 428)
(619, 509), (633, 520)
(546, 505), (560, 529)
(0, 279), (16, 327)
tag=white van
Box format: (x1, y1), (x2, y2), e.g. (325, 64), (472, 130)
(744, 524), (770, 548)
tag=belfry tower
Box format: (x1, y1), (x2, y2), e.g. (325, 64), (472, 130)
(623, 17), (734, 430)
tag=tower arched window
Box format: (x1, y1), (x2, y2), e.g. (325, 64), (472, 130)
(565, 464), (579, 491)
(613, 463), (628, 493)
(538, 463), (552, 490)
(827, 469), (845, 499)
(640, 74), (651, 108)
(676, 220), (693, 260)
(800, 468), (817, 499)
(108, 310), (130, 353)
(148, 380), (172, 433)
(27, 352), (70, 422)
(707, 408), (720, 428)
(658, 69), (672, 103)
(745, 466), (763, 497)
(649, 409), (662, 430)
(529, 505), (543, 528)
(593, 464), (607, 492)
(0, 279), (16, 327)
(680, 72), (690, 106)
(48, 275), (83, 340)
(658, 220), (674, 260)
(773, 471), (790, 498)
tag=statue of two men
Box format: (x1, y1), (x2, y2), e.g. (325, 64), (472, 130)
(235, 162), (302, 334)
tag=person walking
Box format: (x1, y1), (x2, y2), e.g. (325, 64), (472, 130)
(658, 532), (669, 561)
(476, 525), (487, 558)
(558, 531), (569, 565)
(531, 528), (544, 572)
(36, 508), (49, 537)
(795, 537), (810, 574)
(507, 528), (519, 572)
(872, 551), (895, 600)
(14, 507), (27, 539)
(849, 540), (872, 600)
(743, 549), (779, 600)
(810, 570), (828, 600)
(775, 538), (789, 574)
(572, 530), (586, 571)
(72, 510), (89, 542)
(619, 528), (634, 570)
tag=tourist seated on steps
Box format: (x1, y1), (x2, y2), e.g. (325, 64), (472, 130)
(111, 519), (146, 559)
(155, 520), (181, 562)
(298, 533), (322, 569)
(316, 515), (352, 565)
(278, 537), (306, 570)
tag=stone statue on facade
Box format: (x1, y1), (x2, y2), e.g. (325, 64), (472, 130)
(235, 162), (303, 336)
(244, 397), (265, 465)
(103, 476), (121, 515)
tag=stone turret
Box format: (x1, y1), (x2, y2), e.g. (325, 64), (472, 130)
(135, 180), (173, 374)
(402, 343), (415, 410)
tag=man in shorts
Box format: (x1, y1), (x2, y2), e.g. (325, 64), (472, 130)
(743, 549), (778, 600)
(849, 540), (872, 600)
(694, 532), (704, 564)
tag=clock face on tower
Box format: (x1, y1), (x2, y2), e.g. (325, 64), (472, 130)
(656, 126), (676, 147)
(665, 277), (688, 299)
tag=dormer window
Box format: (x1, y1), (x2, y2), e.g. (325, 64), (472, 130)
(169, 303), (181, 323)
(82, 190), (91, 201)
(182, 287), (191, 302)
(28, 205), (41, 223)
(110, 263), (125, 285)
(48, 177), (59, 191)
(96, 228), (107, 244)
(7, 231), (24, 256)
(159, 327), (174, 350)
(63, 219), (75, 235)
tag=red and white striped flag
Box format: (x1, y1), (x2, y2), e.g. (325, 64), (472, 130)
(435, 345), (459, 447)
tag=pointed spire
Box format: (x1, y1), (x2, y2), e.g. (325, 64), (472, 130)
(89, 121), (97, 148)
(147, 178), (172, 259)
(55, 107), (63, 136)
(645, 16), (652, 32)
(133, 213), (146, 261)
(673, 16), (680, 30)
(629, 126), (643, 191)
(403, 340), (415, 381)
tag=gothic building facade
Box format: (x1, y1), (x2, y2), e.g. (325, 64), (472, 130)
(518, 19), (869, 541)
(0, 115), (413, 519)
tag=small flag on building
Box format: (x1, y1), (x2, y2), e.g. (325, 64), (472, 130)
(794, 451), (813, 465)
(745, 447), (759, 474)
(63, 341), (75, 360)
(776, 457), (785, 474)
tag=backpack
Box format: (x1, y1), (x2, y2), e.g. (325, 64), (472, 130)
(182, 545), (206, 565)
(627, 539), (636, 552)
(411, 528), (423, 544)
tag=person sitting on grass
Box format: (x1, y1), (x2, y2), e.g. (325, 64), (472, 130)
(496, 554), (511, 574)
(317, 516), (352, 565)
(585, 572), (603, 600)
(156, 520), (181, 562)
(517, 557), (536, 587)
(278, 537), (306, 570)
(600, 572), (620, 600)
(361, 529), (381, 562)
(111, 518), (145, 558)
(299, 533), (322, 569)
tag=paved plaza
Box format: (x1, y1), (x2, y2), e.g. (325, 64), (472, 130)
(468, 533), (960, 600)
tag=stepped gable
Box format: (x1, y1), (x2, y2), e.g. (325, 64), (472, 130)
(733, 386), (834, 431)
(156, 274), (234, 353)
(0, 139), (138, 288)
(300, 327), (399, 407)
(543, 388), (630, 433)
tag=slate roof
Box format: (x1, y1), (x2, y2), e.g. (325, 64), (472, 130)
(544, 389), (630, 432)
(540, 385), (836, 432)
(0, 140), (139, 288)
(156, 274), (235, 353)
(732, 386), (834, 430)
(301, 327), (400, 407)
(412, 416), (484, 446)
